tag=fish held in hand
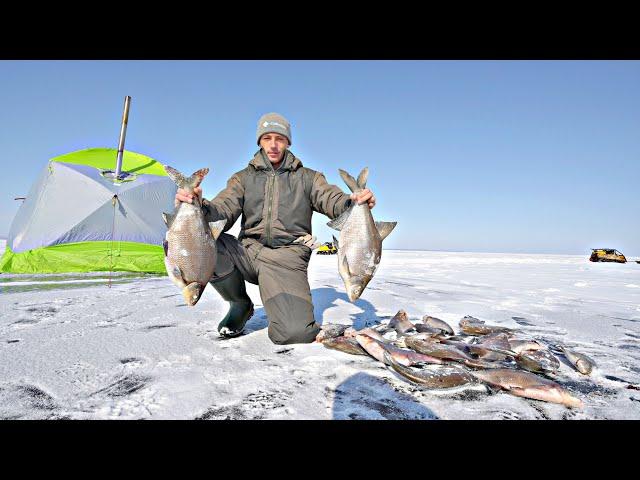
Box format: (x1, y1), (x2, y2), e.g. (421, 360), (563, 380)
(328, 167), (397, 302)
(162, 166), (226, 306)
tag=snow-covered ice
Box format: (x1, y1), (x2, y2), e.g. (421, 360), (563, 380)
(1, 240), (640, 420)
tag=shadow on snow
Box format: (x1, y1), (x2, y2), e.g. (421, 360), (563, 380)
(331, 372), (439, 420)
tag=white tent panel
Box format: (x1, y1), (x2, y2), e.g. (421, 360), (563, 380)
(9, 163), (113, 252)
(9, 161), (177, 253)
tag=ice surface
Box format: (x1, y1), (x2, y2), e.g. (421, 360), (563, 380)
(1, 244), (639, 419)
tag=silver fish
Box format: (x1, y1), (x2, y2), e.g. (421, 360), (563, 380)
(422, 315), (455, 335)
(355, 334), (443, 367)
(559, 345), (596, 375)
(415, 324), (444, 335)
(471, 368), (583, 408)
(436, 334), (471, 343)
(514, 349), (560, 375)
(509, 339), (544, 354)
(322, 336), (369, 356)
(459, 316), (513, 336)
(405, 335), (476, 362)
(328, 168), (397, 302)
(353, 327), (387, 342)
(384, 352), (476, 389)
(388, 309), (416, 334)
(473, 332), (512, 350)
(405, 336), (505, 369)
(162, 166), (226, 306)
(436, 337), (511, 362)
(315, 323), (350, 342)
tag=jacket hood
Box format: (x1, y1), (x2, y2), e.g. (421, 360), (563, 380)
(249, 149), (302, 172)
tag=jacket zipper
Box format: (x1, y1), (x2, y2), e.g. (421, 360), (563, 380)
(265, 171), (276, 246)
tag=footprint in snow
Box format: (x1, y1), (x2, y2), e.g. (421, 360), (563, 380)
(119, 357), (146, 366)
(92, 374), (152, 398)
(0, 382), (59, 419)
(141, 324), (176, 331)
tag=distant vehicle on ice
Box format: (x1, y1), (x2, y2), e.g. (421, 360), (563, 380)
(316, 242), (337, 255)
(589, 248), (627, 263)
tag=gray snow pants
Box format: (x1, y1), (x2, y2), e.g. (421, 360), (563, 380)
(210, 233), (320, 345)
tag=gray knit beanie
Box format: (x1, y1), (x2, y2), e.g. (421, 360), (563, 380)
(256, 112), (292, 145)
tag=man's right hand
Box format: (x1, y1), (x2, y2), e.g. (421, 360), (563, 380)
(175, 186), (203, 207)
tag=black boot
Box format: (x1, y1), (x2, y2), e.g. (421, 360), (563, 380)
(210, 268), (254, 338)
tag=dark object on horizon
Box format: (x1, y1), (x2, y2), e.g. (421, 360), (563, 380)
(589, 248), (627, 263)
(316, 241), (338, 255)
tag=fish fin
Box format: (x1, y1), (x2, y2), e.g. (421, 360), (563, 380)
(549, 343), (565, 355)
(162, 212), (176, 228)
(188, 168), (209, 188)
(165, 259), (186, 288)
(338, 169), (360, 193)
(172, 265), (186, 283)
(327, 206), (352, 231)
(382, 350), (396, 367)
(164, 165), (209, 190)
(341, 254), (352, 277)
(163, 166), (187, 188)
(375, 221), (397, 241)
(356, 167), (369, 189)
(484, 384), (503, 394)
(489, 347), (517, 357)
(508, 386), (534, 398)
(209, 219), (227, 240)
(332, 235), (339, 250)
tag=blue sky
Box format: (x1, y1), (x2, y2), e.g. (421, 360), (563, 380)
(1, 61), (638, 255)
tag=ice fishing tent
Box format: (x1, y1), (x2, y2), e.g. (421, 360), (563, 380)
(0, 148), (176, 274)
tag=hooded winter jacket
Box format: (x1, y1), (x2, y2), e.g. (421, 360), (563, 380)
(202, 149), (352, 248)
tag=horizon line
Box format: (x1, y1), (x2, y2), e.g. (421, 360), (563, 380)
(0, 237), (616, 258)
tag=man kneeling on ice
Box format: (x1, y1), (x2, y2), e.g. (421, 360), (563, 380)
(175, 113), (376, 344)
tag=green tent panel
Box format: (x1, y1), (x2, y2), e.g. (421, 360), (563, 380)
(0, 241), (166, 274)
(51, 147), (168, 176)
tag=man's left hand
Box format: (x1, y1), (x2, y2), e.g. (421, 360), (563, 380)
(351, 188), (376, 209)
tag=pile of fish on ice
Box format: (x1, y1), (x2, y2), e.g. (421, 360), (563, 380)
(317, 312), (593, 409)
(319, 166), (592, 409)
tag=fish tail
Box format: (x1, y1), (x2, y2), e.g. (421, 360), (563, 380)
(338, 169), (361, 193)
(164, 165), (209, 191)
(356, 167), (369, 189)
